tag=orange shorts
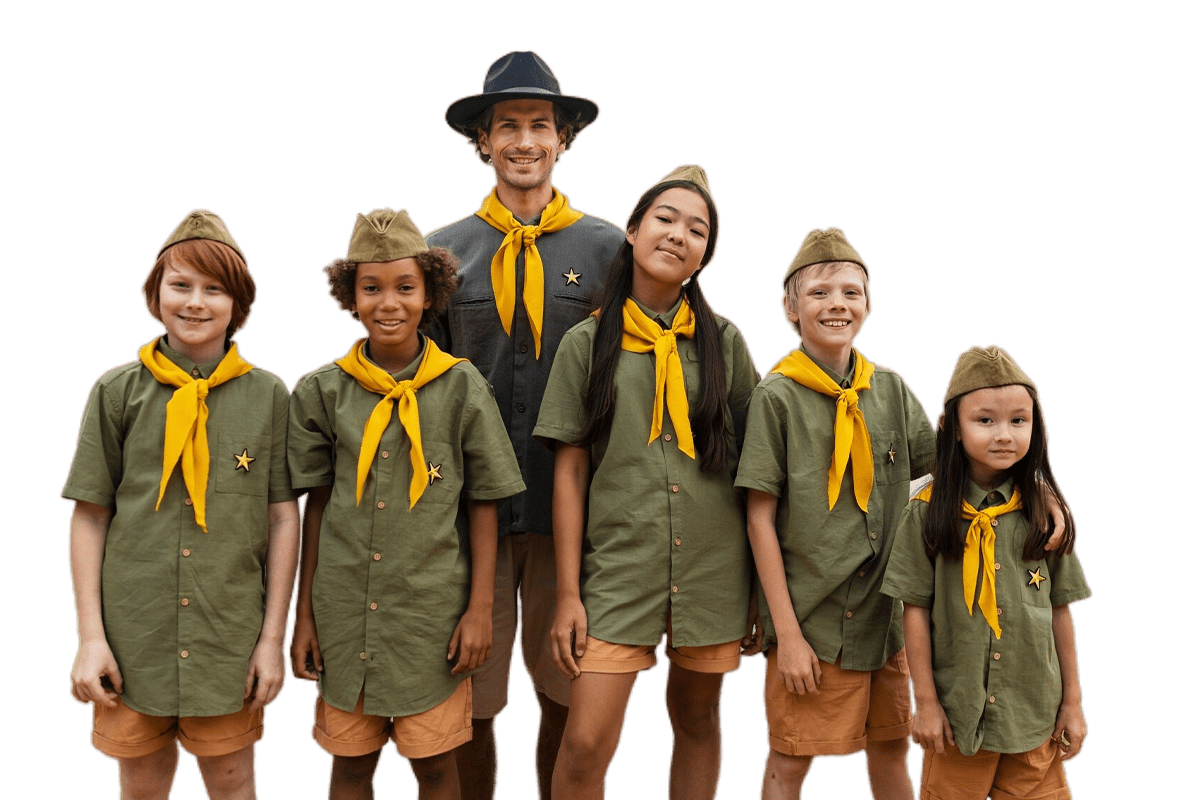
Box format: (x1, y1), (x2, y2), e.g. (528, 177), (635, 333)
(92, 697), (262, 759)
(314, 679), (472, 759)
(766, 648), (911, 756)
(920, 736), (1069, 800)
(576, 635), (741, 675)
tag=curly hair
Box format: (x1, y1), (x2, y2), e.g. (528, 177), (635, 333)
(324, 247), (461, 328)
(466, 102), (579, 165)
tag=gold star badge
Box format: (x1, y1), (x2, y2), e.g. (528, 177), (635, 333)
(563, 268), (582, 286)
(1027, 567), (1046, 590)
(427, 462), (443, 485)
(234, 449), (255, 472)
(887, 445), (897, 464)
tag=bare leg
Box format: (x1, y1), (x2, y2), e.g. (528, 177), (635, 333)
(865, 738), (913, 800)
(329, 750), (382, 800)
(118, 743), (179, 800)
(197, 744), (256, 800)
(536, 692), (569, 800)
(665, 664), (724, 800)
(456, 716), (496, 800)
(410, 751), (462, 800)
(762, 749), (812, 800)
(551, 672), (637, 800)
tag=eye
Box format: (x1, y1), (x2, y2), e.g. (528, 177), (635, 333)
(1012, 416), (1027, 425)
(977, 416), (993, 424)
(361, 283), (378, 293)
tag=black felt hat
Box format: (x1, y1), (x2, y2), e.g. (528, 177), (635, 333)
(445, 51), (598, 137)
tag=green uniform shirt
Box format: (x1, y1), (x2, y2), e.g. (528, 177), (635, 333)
(734, 350), (935, 671)
(533, 301), (760, 647)
(63, 338), (293, 717)
(881, 479), (1090, 756)
(289, 337), (525, 716)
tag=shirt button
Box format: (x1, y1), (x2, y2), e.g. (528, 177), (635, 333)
(191, 368), (200, 377)
(180, 650), (189, 659)
(991, 519), (999, 527)
(516, 403), (526, 413)
(381, 451), (389, 459)
(377, 501), (386, 509)
(994, 562), (1001, 571)
(373, 553), (382, 561)
(993, 652), (1001, 660)
(359, 652), (367, 660)
(185, 498), (193, 506)
(671, 585), (679, 593)
(870, 532), (877, 540)
(997, 608), (1003, 616)
(180, 598), (189, 607)
(182, 549), (191, 557)
(988, 695), (997, 704)
(671, 485), (680, 493)
(858, 571), (866, 578)
(369, 602), (378, 611)
(664, 434), (672, 442)
(519, 344), (528, 354)
(845, 611), (853, 618)
(675, 538), (682, 546)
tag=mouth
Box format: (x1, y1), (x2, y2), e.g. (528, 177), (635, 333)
(658, 247), (685, 261)
(506, 155), (541, 166)
(177, 315), (211, 324)
(820, 319), (851, 328)
(374, 320), (406, 329)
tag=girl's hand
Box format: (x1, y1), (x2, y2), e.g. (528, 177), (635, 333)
(449, 604), (493, 675)
(550, 597), (588, 678)
(1054, 702), (1086, 760)
(71, 639), (123, 708)
(912, 699), (956, 754)
(245, 638), (285, 711)
(774, 631), (822, 694)
(290, 612), (323, 680)
(741, 592), (764, 655)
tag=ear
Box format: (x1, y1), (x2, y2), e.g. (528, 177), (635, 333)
(937, 412), (945, 431)
(423, 297), (432, 310)
(783, 295), (800, 325)
(625, 226), (637, 247)
(556, 126), (566, 154)
(478, 129), (492, 157)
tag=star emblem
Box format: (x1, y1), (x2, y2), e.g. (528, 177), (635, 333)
(1027, 566), (1046, 590)
(427, 462), (443, 485)
(234, 449), (255, 472)
(887, 446), (897, 464)
(562, 268), (582, 286)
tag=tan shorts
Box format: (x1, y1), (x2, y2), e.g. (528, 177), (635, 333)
(92, 697), (263, 759)
(920, 736), (1068, 800)
(473, 532), (571, 716)
(314, 679), (472, 759)
(577, 629), (742, 675)
(766, 648), (912, 756)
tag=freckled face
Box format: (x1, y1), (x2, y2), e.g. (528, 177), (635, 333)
(353, 258), (430, 367)
(956, 384), (1035, 488)
(157, 260), (234, 363)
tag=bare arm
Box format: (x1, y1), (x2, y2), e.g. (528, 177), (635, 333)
(290, 485), (330, 680)
(549, 442), (590, 678)
(746, 488), (822, 693)
(449, 499), (498, 674)
(245, 498), (300, 710)
(903, 603), (955, 753)
(69, 500), (122, 707)
(1052, 605), (1085, 758)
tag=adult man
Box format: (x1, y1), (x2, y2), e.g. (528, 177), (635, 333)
(428, 52), (624, 800)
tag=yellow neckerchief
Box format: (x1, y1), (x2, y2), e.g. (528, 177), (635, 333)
(475, 188), (584, 359)
(335, 338), (464, 508)
(772, 349), (875, 511)
(619, 297), (697, 459)
(915, 483), (1023, 639)
(138, 339), (254, 532)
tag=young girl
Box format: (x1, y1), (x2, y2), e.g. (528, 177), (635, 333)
(533, 166), (760, 800)
(881, 346), (1088, 800)
(65, 210), (300, 799)
(288, 209), (523, 800)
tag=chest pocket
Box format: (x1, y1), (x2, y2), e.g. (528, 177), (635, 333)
(1020, 558), (1052, 608)
(215, 432), (270, 497)
(870, 429), (908, 485)
(413, 440), (458, 505)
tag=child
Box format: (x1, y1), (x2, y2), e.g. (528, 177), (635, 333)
(288, 209), (525, 800)
(881, 346), (1087, 800)
(735, 229), (934, 800)
(534, 166), (760, 800)
(64, 210), (300, 799)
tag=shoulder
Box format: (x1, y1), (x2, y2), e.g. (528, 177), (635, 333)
(92, 360), (144, 390)
(571, 213), (625, 240)
(241, 365), (289, 393)
(563, 314), (600, 343)
(292, 362), (345, 396)
(426, 214), (491, 246)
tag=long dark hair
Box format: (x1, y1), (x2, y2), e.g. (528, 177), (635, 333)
(576, 180), (730, 475)
(923, 391), (1075, 561)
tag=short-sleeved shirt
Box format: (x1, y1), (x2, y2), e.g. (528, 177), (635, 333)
(289, 338), (525, 716)
(734, 350), (935, 671)
(63, 338), (293, 717)
(427, 212), (624, 539)
(533, 301), (760, 647)
(881, 479), (1090, 756)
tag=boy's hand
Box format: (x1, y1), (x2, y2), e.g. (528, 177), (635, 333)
(550, 596), (588, 679)
(912, 699), (955, 754)
(741, 592), (764, 656)
(774, 631), (822, 694)
(290, 612), (323, 680)
(449, 604), (493, 675)
(71, 639), (123, 708)
(245, 639), (285, 711)
(1053, 702), (1086, 760)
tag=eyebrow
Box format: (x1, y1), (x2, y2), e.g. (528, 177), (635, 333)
(654, 203), (710, 229)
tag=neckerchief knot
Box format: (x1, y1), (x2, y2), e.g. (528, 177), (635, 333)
(620, 298), (696, 459)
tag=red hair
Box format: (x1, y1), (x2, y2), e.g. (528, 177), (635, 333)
(144, 239), (256, 336)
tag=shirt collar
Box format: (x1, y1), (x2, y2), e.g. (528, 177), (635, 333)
(800, 344), (856, 388)
(156, 336), (224, 379)
(365, 333), (427, 381)
(967, 476), (1016, 510)
(631, 295), (685, 330)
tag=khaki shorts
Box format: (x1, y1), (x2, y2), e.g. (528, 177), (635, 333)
(473, 532), (571, 716)
(93, 697), (263, 759)
(314, 679), (472, 759)
(577, 628), (742, 675)
(766, 648), (911, 756)
(920, 736), (1069, 800)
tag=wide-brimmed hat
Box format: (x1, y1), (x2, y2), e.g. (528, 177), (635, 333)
(445, 51), (598, 137)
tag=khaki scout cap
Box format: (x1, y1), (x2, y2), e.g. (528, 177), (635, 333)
(656, 164), (711, 196)
(159, 210), (245, 261)
(945, 346), (1037, 403)
(784, 228), (866, 286)
(348, 209), (428, 263)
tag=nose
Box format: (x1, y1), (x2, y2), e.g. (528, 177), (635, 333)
(516, 124), (534, 148)
(184, 287), (205, 308)
(379, 290), (401, 309)
(994, 423), (1013, 442)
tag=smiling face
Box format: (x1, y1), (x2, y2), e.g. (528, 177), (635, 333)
(626, 186), (711, 313)
(353, 257), (430, 372)
(787, 261), (868, 373)
(157, 259), (234, 365)
(955, 384), (1035, 489)
(478, 98), (565, 196)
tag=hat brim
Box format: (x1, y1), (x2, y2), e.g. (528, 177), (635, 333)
(445, 89), (598, 137)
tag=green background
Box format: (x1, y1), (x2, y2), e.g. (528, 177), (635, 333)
(7, 1), (1190, 796)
